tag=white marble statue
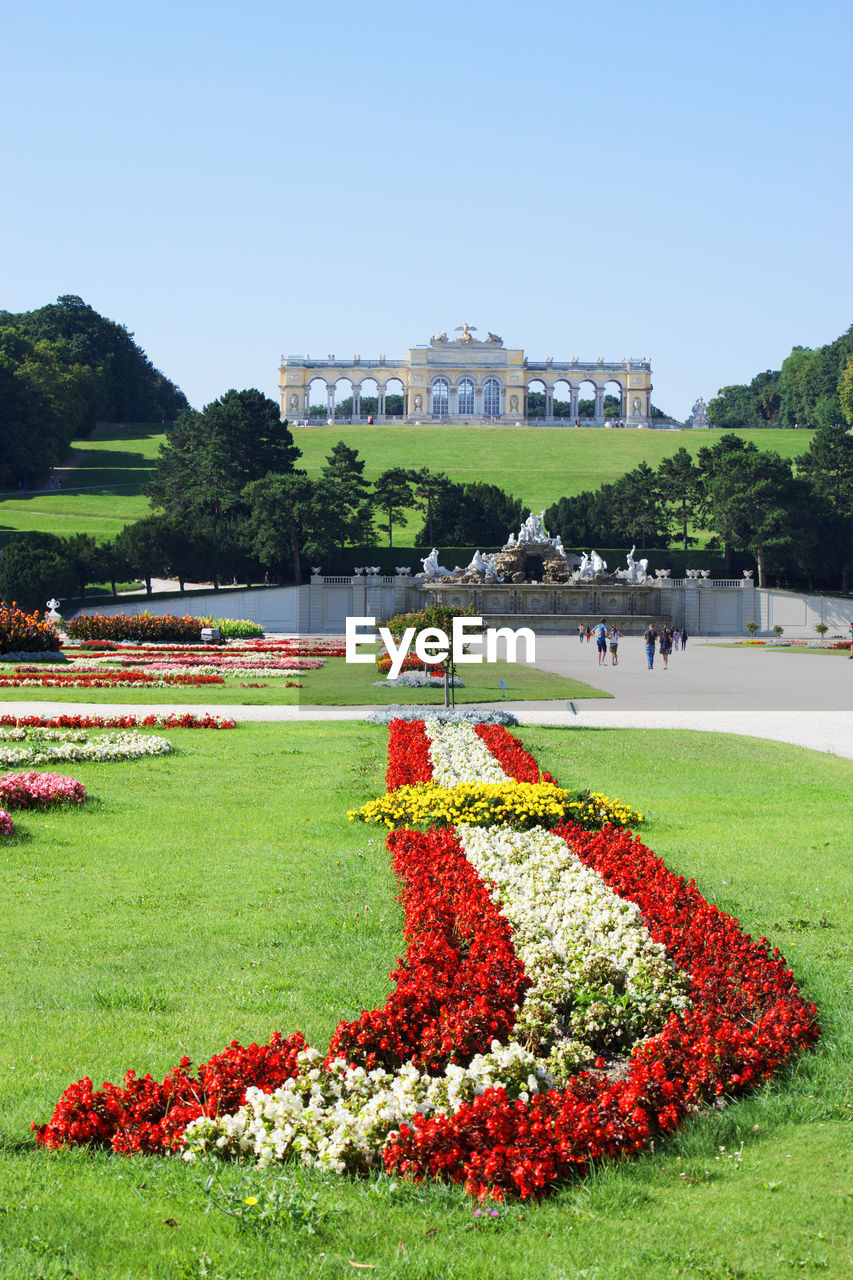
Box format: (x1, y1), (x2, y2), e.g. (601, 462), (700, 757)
(574, 551), (608, 581)
(46, 597), (62, 623)
(466, 550), (489, 574)
(421, 548), (452, 580)
(619, 545), (649, 584)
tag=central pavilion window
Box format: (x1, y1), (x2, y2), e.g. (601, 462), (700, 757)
(457, 377), (475, 415)
(483, 377), (501, 417)
(431, 378), (449, 415)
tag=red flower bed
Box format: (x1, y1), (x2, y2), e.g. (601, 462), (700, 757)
(382, 819), (820, 1199)
(0, 670), (224, 688)
(34, 1033), (306, 1154)
(0, 714), (235, 730)
(327, 827), (528, 1073)
(474, 725), (541, 783)
(385, 719), (434, 790)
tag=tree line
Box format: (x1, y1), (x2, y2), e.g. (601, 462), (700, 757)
(0, 295), (189, 488)
(544, 428), (853, 589)
(3, 390), (851, 611)
(709, 322), (853, 429)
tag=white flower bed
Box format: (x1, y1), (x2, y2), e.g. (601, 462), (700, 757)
(424, 720), (508, 786)
(456, 824), (687, 1076)
(184, 1040), (549, 1174)
(365, 706), (518, 726)
(0, 729), (173, 766)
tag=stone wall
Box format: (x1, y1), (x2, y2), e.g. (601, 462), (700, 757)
(67, 578), (853, 638)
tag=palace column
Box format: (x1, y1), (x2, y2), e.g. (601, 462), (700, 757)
(377, 385), (386, 416)
(327, 384), (336, 419)
(545, 387), (554, 420)
(352, 386), (361, 418)
(594, 386), (604, 423)
(570, 386), (579, 422)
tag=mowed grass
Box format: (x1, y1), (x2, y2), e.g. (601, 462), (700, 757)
(0, 655), (609, 706)
(0, 723), (851, 1279)
(0, 423), (164, 549)
(0, 422), (813, 548)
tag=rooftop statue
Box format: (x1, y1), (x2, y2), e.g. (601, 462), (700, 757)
(454, 322), (477, 344)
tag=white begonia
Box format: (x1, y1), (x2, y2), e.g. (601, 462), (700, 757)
(0, 730), (172, 766)
(424, 720), (508, 786)
(456, 823), (687, 1074)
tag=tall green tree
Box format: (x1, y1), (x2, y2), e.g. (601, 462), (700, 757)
(417, 481), (525, 546)
(797, 422), (853, 589)
(149, 389), (300, 519)
(704, 450), (815, 586)
(409, 468), (453, 545)
(372, 468), (415, 547)
(318, 442), (374, 549)
(657, 448), (703, 550)
(243, 473), (333, 584)
(608, 462), (670, 548)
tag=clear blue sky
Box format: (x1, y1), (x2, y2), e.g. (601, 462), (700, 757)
(3, 0), (852, 420)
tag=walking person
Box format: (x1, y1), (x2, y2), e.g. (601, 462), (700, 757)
(608, 626), (621, 666)
(643, 623), (658, 670)
(671, 627), (681, 653)
(578, 624), (585, 644)
(681, 627), (688, 650)
(593, 618), (608, 666)
(660, 626), (673, 670)
(585, 626), (592, 644)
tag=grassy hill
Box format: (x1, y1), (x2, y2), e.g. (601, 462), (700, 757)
(0, 421), (813, 548)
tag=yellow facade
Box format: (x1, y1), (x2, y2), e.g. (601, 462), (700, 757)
(278, 329), (653, 424)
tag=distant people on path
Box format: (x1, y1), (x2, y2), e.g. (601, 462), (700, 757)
(264, 571), (270, 586)
(849, 621), (853, 658)
(593, 618), (608, 666)
(671, 627), (681, 652)
(660, 627), (673, 669)
(644, 623), (658, 669)
(608, 626), (621, 665)
(585, 625), (592, 643)
(578, 624), (585, 644)
(681, 627), (688, 650)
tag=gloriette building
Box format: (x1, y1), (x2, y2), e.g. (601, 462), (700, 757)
(278, 325), (653, 425)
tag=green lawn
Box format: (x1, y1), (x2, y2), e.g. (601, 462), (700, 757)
(0, 656), (609, 706)
(0, 422), (813, 549)
(0, 423), (164, 549)
(0, 723), (850, 1279)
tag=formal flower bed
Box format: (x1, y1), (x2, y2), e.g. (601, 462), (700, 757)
(0, 728), (172, 766)
(349, 780), (643, 833)
(0, 713), (235, 730)
(66, 613), (207, 642)
(0, 669), (224, 689)
(0, 770), (87, 837)
(0, 603), (61, 654)
(34, 724), (818, 1201)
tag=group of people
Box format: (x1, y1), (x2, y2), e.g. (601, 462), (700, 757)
(579, 620), (623, 666)
(643, 623), (687, 670)
(577, 620), (688, 669)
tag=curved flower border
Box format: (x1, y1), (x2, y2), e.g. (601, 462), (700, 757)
(33, 722), (819, 1201)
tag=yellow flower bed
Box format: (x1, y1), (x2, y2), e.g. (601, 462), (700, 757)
(347, 781), (643, 832)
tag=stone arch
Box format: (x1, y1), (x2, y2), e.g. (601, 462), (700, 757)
(355, 376), (379, 420)
(602, 376), (625, 422)
(383, 376), (405, 418)
(526, 376), (547, 419)
(306, 375), (331, 420)
(333, 375), (354, 420)
(552, 378), (573, 420)
(577, 377), (599, 423)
